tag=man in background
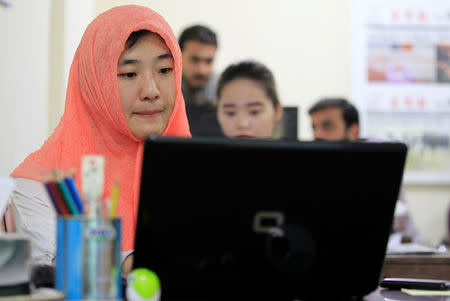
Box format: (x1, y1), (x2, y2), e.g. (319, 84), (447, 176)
(308, 98), (359, 142)
(179, 25), (218, 106)
(308, 98), (420, 244)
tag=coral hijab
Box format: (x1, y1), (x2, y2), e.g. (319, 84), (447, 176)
(11, 5), (191, 251)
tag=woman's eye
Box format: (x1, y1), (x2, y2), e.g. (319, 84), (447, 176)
(224, 111), (235, 117)
(250, 110), (262, 116)
(159, 68), (173, 74)
(118, 72), (136, 78)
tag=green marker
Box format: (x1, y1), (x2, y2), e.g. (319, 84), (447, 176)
(126, 268), (161, 301)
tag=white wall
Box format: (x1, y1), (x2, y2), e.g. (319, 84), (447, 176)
(48, 0), (93, 134)
(0, 0), (50, 175)
(0, 0), (94, 175)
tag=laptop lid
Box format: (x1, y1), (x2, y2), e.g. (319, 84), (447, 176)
(133, 137), (407, 300)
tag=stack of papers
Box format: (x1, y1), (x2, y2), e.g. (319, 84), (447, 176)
(387, 233), (441, 254)
(387, 242), (441, 255)
(402, 288), (450, 296)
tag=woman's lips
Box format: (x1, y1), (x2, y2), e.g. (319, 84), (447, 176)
(133, 110), (162, 118)
(235, 135), (255, 139)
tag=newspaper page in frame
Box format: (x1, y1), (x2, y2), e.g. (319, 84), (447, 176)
(351, 0), (450, 184)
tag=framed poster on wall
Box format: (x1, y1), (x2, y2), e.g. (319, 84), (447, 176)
(350, 0), (450, 184)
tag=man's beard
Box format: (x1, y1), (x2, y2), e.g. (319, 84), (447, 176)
(187, 74), (209, 89)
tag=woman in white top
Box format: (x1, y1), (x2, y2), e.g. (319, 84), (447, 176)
(4, 5), (191, 275)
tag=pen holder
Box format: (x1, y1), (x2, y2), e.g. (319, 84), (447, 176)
(55, 216), (122, 300)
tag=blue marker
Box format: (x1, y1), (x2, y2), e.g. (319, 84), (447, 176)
(65, 177), (84, 214)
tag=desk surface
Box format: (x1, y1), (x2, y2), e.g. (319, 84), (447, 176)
(364, 253), (450, 301)
(18, 254), (450, 301)
(15, 285), (450, 301)
(165, 288), (450, 301)
(383, 253), (450, 280)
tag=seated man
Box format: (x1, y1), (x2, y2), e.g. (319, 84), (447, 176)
(308, 98), (420, 243)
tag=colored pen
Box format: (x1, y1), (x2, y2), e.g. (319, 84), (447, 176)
(109, 180), (119, 217)
(54, 171), (79, 215)
(65, 176), (84, 214)
(47, 180), (69, 216)
(43, 181), (63, 215)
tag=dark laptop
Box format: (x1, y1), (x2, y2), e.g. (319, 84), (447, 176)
(133, 137), (407, 300)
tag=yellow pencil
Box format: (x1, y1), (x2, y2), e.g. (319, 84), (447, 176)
(109, 180), (119, 217)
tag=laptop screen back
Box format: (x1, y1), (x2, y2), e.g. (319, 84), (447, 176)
(133, 137), (407, 300)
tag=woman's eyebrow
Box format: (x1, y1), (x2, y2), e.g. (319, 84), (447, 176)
(155, 52), (173, 61)
(222, 103), (236, 109)
(118, 53), (172, 66)
(247, 101), (264, 108)
(119, 59), (139, 66)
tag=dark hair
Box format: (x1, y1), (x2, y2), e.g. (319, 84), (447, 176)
(178, 25), (217, 51)
(125, 30), (155, 49)
(308, 98), (359, 128)
(216, 60), (279, 107)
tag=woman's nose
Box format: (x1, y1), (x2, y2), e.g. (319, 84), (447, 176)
(237, 115), (250, 129)
(139, 74), (160, 102)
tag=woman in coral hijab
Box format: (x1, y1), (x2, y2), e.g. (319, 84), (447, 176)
(6, 5), (190, 273)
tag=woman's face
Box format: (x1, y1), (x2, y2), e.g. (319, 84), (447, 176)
(117, 32), (176, 139)
(217, 78), (281, 139)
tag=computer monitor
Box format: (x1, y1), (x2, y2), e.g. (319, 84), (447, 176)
(185, 105), (224, 138)
(278, 106), (298, 139)
(134, 137), (407, 300)
(186, 105), (299, 140)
